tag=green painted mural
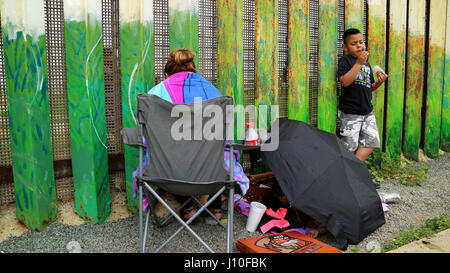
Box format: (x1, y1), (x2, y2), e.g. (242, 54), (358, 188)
(403, 0), (426, 161)
(345, 0), (364, 31)
(119, 0), (154, 214)
(288, 0), (309, 123)
(169, 0), (199, 67)
(64, 0), (110, 223)
(1, 0), (57, 231)
(385, 0), (407, 159)
(317, 0), (338, 133)
(424, 0), (447, 158)
(367, 0), (387, 165)
(442, 0), (450, 152)
(255, 0), (278, 130)
(216, 0), (244, 139)
(2, 0), (450, 234)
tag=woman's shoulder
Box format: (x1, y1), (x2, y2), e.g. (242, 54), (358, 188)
(147, 81), (173, 103)
(147, 81), (166, 95)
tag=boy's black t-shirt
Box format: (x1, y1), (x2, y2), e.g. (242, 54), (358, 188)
(337, 55), (375, 115)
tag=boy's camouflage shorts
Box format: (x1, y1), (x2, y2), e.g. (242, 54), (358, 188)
(338, 110), (380, 152)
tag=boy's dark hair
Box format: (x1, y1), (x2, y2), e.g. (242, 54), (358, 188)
(343, 28), (361, 44)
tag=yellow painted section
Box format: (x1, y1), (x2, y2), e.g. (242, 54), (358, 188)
(345, 0), (364, 31)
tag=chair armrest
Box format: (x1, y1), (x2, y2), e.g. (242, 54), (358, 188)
(121, 128), (145, 148)
(225, 143), (260, 151)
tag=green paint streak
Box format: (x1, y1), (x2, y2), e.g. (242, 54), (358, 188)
(367, 3), (386, 165)
(64, 16), (111, 223)
(440, 1), (450, 152)
(403, 13), (426, 161)
(442, 51), (450, 151)
(2, 27), (57, 231)
(385, 1), (407, 159)
(288, 0), (309, 123)
(424, 45), (445, 158)
(386, 29), (406, 159)
(255, 0), (278, 129)
(217, 0), (244, 139)
(318, 0), (338, 133)
(404, 33), (425, 161)
(169, 4), (199, 67)
(424, 0), (447, 158)
(120, 19), (154, 213)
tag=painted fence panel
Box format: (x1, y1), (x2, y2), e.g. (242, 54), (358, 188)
(119, 0), (154, 213)
(255, 0), (278, 129)
(424, 0), (447, 158)
(403, 0), (426, 161)
(64, 0), (111, 223)
(169, 0), (199, 67)
(317, 0), (338, 133)
(367, 0), (387, 164)
(345, 0), (364, 31)
(442, 0), (450, 152)
(288, 0), (309, 123)
(217, 0), (244, 139)
(1, 0), (57, 231)
(385, 0), (407, 158)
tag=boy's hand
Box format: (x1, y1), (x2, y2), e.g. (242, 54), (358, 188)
(376, 72), (388, 83)
(356, 51), (369, 65)
(372, 72), (388, 90)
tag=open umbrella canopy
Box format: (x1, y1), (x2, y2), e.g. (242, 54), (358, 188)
(261, 118), (385, 250)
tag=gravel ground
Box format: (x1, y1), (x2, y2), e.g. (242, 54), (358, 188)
(0, 152), (448, 253)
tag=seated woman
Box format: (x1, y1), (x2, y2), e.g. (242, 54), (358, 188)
(132, 48), (249, 222)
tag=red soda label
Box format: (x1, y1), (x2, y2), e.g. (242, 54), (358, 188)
(246, 139), (260, 146)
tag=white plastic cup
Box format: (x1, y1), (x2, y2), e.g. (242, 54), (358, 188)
(246, 201), (267, 232)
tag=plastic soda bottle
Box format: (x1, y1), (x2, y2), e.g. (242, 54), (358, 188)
(245, 123), (260, 145)
(373, 65), (386, 76)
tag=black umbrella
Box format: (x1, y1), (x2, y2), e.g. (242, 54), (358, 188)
(261, 118), (385, 250)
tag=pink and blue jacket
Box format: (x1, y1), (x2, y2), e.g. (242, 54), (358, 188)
(132, 72), (250, 211)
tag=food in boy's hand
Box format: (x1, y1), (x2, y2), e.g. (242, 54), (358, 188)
(373, 65), (386, 76)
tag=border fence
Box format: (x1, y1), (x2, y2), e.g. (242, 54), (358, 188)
(0, 0), (448, 231)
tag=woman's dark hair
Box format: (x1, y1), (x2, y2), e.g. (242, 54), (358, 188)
(164, 48), (196, 76)
(343, 28), (361, 44)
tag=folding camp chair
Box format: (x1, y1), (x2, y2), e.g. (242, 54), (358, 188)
(121, 94), (239, 253)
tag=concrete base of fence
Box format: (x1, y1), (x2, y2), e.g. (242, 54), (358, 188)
(0, 191), (132, 243)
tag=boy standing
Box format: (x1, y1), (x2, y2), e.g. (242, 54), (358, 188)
(337, 28), (388, 162)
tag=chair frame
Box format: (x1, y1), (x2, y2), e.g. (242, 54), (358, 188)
(134, 106), (238, 253)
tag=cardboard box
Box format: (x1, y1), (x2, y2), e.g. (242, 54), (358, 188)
(245, 172), (283, 203)
(236, 231), (341, 253)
